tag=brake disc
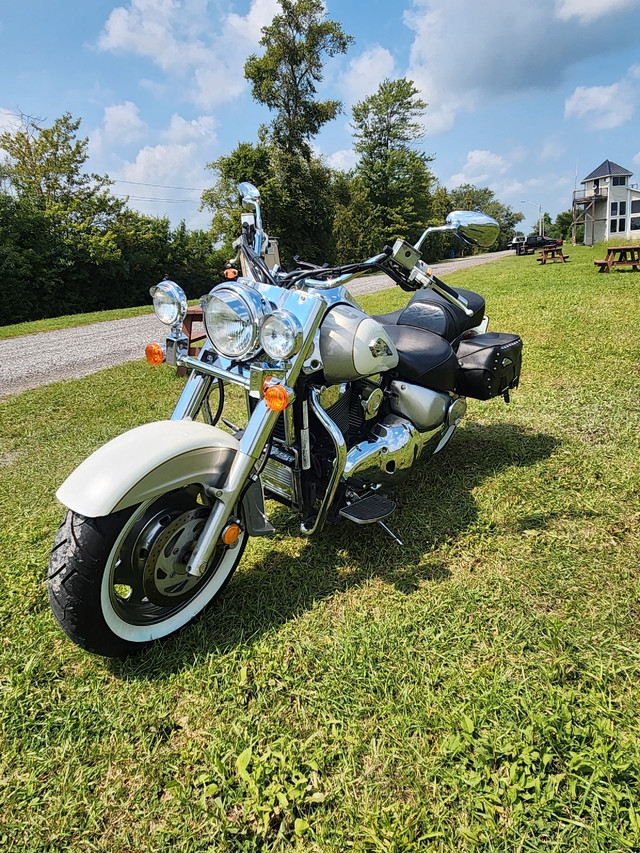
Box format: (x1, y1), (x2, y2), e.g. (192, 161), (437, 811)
(142, 507), (214, 606)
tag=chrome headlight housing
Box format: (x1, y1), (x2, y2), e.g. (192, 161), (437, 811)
(200, 283), (268, 360)
(260, 310), (303, 361)
(150, 280), (188, 327)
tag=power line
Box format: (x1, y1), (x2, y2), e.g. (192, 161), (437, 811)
(115, 194), (198, 203)
(112, 178), (207, 191)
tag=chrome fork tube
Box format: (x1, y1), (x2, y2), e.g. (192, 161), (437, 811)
(170, 371), (212, 421)
(186, 400), (278, 577)
(300, 387), (346, 536)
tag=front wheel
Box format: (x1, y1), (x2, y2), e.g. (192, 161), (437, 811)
(48, 487), (247, 657)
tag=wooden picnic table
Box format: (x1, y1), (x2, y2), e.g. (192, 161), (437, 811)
(537, 245), (569, 264)
(594, 245), (640, 272)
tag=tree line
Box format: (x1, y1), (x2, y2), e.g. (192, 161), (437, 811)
(1, 0), (526, 327)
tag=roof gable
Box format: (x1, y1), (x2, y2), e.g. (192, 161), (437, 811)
(582, 159), (633, 182)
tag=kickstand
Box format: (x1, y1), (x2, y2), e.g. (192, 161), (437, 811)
(377, 521), (403, 546)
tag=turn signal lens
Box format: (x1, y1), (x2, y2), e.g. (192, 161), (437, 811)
(221, 523), (241, 546)
(263, 381), (290, 412)
(145, 342), (165, 365)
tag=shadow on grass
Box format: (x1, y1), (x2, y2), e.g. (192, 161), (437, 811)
(110, 421), (558, 678)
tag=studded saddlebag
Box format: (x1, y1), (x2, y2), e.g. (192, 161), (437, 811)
(455, 332), (522, 400)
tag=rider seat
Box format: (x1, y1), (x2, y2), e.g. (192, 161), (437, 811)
(374, 287), (485, 342)
(383, 325), (458, 392)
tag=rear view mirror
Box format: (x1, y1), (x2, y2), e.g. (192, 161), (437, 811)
(415, 210), (499, 251)
(446, 210), (499, 248)
(238, 182), (261, 207)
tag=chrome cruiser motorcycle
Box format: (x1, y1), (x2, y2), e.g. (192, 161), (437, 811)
(48, 182), (522, 657)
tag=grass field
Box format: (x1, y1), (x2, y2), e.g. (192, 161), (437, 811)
(1, 245), (640, 851)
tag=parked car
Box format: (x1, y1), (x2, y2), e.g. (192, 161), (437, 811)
(517, 235), (562, 255)
(507, 235), (526, 250)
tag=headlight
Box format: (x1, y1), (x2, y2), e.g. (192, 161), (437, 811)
(200, 283), (267, 360)
(149, 280), (187, 326)
(260, 310), (303, 360)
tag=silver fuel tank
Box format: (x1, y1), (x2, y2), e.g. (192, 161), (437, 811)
(319, 304), (398, 384)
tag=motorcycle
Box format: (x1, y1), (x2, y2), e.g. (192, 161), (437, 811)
(48, 182), (522, 657)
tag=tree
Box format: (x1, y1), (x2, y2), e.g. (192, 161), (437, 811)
(338, 78), (434, 258)
(0, 112), (124, 263)
(201, 142), (273, 254)
(549, 209), (573, 241)
(244, 0), (352, 158)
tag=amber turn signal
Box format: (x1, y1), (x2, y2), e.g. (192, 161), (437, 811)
(145, 342), (165, 366)
(223, 267), (239, 280)
(221, 523), (241, 546)
(263, 381), (290, 412)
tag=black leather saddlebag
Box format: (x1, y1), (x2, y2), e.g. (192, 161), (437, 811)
(455, 332), (522, 400)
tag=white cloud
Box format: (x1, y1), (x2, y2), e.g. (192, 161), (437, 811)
(226, 0), (281, 43)
(161, 113), (217, 144)
(539, 136), (567, 161)
(340, 46), (396, 104)
(564, 65), (640, 128)
(450, 149), (510, 187)
(0, 108), (22, 135)
(555, 0), (640, 23)
(102, 101), (147, 143)
(403, 0), (640, 134)
(98, 0), (280, 108)
(327, 148), (358, 171)
(118, 140), (212, 227)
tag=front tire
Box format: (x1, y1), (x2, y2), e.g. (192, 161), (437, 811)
(48, 487), (247, 657)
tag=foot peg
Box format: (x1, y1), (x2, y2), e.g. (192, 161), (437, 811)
(339, 494), (396, 524)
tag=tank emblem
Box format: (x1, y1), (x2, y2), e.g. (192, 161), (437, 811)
(369, 337), (393, 358)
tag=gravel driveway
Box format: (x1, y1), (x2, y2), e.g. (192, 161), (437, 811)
(0, 250), (511, 398)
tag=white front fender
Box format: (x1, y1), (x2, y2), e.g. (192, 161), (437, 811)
(57, 420), (239, 518)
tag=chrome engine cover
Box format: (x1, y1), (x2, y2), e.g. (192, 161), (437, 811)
(342, 415), (442, 487)
(389, 380), (451, 430)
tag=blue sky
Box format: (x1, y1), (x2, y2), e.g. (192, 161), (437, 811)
(2, 0), (640, 236)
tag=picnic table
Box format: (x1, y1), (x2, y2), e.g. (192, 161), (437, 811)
(594, 246), (640, 272)
(537, 245), (569, 264)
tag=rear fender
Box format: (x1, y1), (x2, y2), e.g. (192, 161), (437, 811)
(56, 420), (239, 518)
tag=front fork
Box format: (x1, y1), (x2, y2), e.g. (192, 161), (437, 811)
(168, 293), (326, 577)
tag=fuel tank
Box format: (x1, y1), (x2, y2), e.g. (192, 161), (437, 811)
(319, 305), (398, 384)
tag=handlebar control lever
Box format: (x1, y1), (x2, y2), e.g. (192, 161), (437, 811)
(409, 262), (474, 317)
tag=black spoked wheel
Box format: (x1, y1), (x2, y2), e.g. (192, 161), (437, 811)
(48, 487), (247, 657)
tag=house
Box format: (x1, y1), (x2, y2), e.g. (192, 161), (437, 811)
(572, 159), (640, 245)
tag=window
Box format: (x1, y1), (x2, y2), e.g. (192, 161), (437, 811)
(613, 176), (627, 186)
(631, 217), (640, 230)
(620, 201), (627, 215)
(619, 218), (626, 232)
(632, 200), (640, 214)
(611, 219), (617, 233)
(611, 202), (618, 215)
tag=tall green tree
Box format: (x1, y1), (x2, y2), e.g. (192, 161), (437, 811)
(337, 78), (434, 259)
(244, 0), (352, 158)
(203, 2), (352, 267)
(0, 112), (124, 263)
(550, 209), (574, 241)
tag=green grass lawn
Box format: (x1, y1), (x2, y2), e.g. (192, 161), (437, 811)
(1, 245), (640, 851)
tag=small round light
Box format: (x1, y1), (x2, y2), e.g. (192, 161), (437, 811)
(263, 382), (290, 412)
(145, 342), (165, 365)
(150, 280), (188, 326)
(260, 310), (303, 360)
